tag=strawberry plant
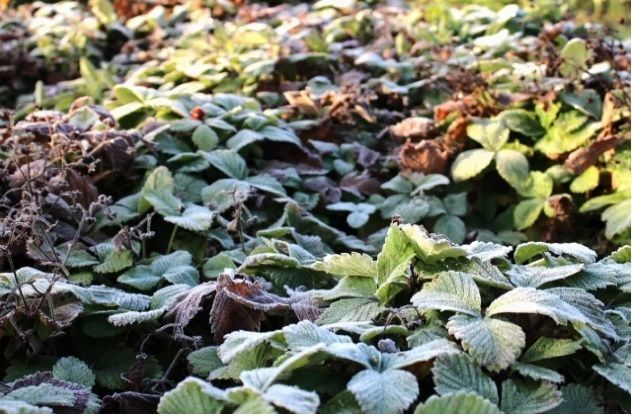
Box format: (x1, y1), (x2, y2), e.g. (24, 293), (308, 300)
(0, 0), (629, 414)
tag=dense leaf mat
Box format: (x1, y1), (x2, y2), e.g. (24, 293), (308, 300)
(0, 0), (630, 414)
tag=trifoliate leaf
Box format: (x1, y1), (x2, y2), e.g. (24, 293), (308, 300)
(347, 369), (419, 414)
(411, 272), (481, 316)
(447, 315), (525, 372)
(432, 353), (499, 403)
(500, 379), (562, 413)
(52, 357), (95, 388)
(415, 391), (502, 414)
(157, 377), (226, 413)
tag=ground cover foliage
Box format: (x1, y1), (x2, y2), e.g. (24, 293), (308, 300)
(0, 0), (630, 414)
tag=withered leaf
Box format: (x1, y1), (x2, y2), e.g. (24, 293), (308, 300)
(165, 281), (217, 331)
(209, 273), (288, 343)
(390, 117), (435, 141)
(340, 170), (381, 197)
(100, 392), (160, 414)
(398, 139), (450, 174)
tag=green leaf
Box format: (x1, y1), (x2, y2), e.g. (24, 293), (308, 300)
(520, 337), (582, 363)
(602, 199), (631, 239)
(92, 243), (134, 274)
(570, 166), (600, 193)
(283, 321), (352, 350)
(0, 399), (52, 414)
(203, 150), (248, 179)
(486, 287), (585, 325)
(443, 192), (468, 216)
(415, 391), (502, 414)
(501, 109), (545, 137)
(259, 125), (302, 147)
(164, 204), (214, 231)
(319, 390), (362, 413)
(467, 119), (510, 151)
(500, 380), (561, 413)
(52, 356), (95, 388)
(375, 224), (416, 304)
(593, 361), (631, 393)
(263, 384), (319, 413)
(433, 214), (466, 244)
(432, 354), (499, 403)
(451, 149), (495, 182)
(107, 308), (167, 326)
(514, 242), (597, 264)
(202, 253), (236, 278)
(187, 347), (223, 378)
(399, 223), (466, 262)
(157, 377), (226, 413)
(226, 387), (275, 414)
(447, 315), (525, 372)
(507, 264), (584, 288)
(347, 369), (419, 414)
(511, 363), (564, 383)
(192, 124), (219, 151)
(226, 129), (264, 150)
(201, 179), (251, 213)
(316, 298), (382, 324)
(561, 90), (602, 119)
(495, 149), (530, 190)
(559, 38), (591, 78)
(513, 198), (544, 230)
(548, 384), (604, 414)
(140, 167), (183, 216)
(312, 252), (376, 278)
(411, 272), (481, 316)
(219, 330), (280, 363)
(119, 251), (199, 290)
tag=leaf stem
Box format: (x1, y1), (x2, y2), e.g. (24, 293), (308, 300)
(167, 225), (178, 253)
